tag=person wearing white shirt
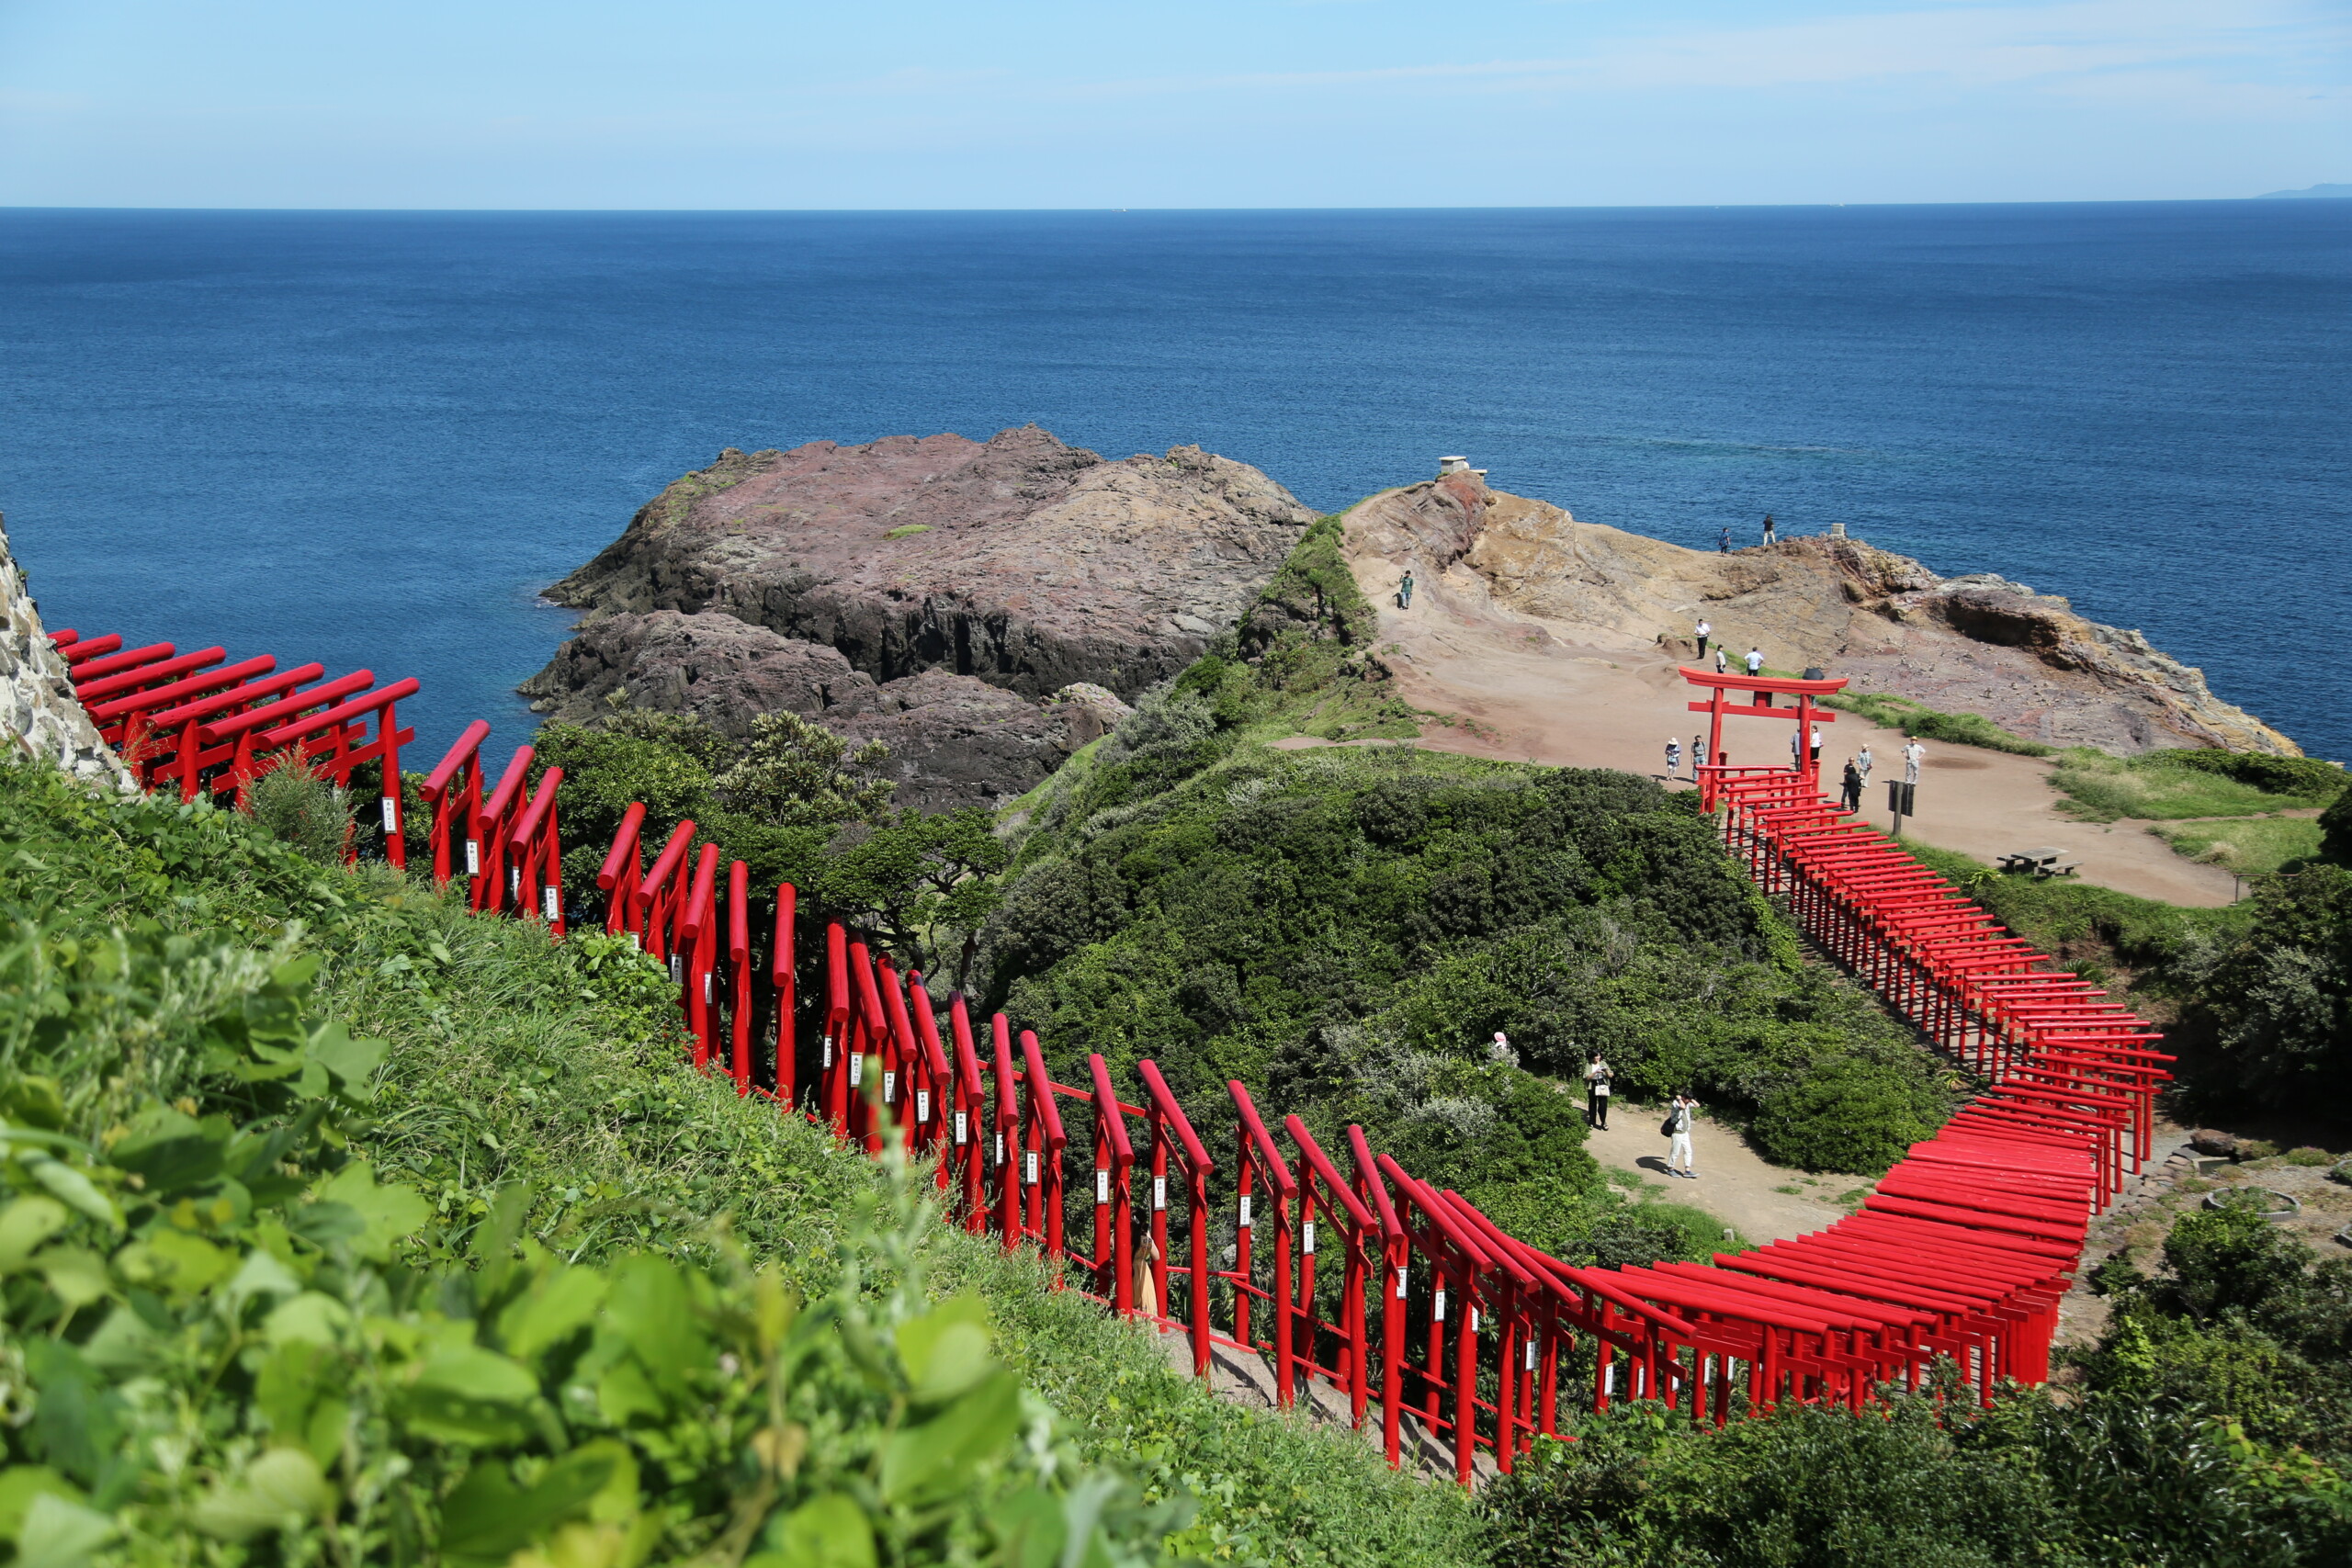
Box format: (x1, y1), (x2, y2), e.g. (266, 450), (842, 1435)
(1745, 648), (1764, 676)
(1666, 1094), (1701, 1177)
(1904, 739), (1926, 784)
(1694, 618), (1712, 660)
(1582, 1057), (1613, 1130)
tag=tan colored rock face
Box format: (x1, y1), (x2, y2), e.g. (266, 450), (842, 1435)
(1347, 478), (2298, 756)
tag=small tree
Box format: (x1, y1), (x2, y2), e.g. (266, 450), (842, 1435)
(715, 711), (896, 828)
(816, 808), (1009, 987)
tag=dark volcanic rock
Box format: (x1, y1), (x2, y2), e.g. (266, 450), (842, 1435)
(519, 610), (876, 736)
(830, 671), (1082, 812)
(526, 428), (1284, 805)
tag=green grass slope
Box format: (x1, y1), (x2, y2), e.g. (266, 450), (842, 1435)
(0, 759), (1476, 1568)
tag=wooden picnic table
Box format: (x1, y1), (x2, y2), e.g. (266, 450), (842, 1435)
(1999, 846), (2080, 877)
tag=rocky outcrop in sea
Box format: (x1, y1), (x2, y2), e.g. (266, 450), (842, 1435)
(525, 427), (1313, 807)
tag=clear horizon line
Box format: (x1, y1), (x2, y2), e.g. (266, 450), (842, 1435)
(1, 193), (2343, 217)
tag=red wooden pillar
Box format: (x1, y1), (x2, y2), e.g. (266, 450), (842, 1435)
(770, 884), (796, 1105)
(727, 860), (751, 1093)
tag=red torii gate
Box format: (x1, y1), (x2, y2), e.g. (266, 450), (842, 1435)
(1683, 665), (1849, 807)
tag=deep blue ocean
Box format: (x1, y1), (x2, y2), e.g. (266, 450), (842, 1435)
(2, 204), (2346, 763)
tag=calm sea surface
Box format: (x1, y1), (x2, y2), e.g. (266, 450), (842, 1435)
(2, 204), (2346, 761)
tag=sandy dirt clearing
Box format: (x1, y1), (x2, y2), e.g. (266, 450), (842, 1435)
(1363, 597), (2239, 908)
(1578, 1102), (1870, 1247)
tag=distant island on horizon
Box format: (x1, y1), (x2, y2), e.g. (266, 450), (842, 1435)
(2256, 183), (2352, 199)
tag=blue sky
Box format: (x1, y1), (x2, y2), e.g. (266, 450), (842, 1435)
(0, 0), (2340, 208)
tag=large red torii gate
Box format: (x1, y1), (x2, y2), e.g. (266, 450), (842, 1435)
(1683, 665), (1849, 808)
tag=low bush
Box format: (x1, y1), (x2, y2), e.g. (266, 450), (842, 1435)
(1818, 691), (2055, 757)
(2052, 748), (2342, 823)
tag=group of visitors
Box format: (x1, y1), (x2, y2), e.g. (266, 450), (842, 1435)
(1578, 1056), (1702, 1178)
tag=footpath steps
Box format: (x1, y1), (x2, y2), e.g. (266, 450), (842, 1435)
(58, 625), (2166, 1488)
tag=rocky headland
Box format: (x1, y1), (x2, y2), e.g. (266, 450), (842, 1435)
(524, 426), (1317, 807)
(527, 436), (2298, 814)
(1346, 470), (2297, 756)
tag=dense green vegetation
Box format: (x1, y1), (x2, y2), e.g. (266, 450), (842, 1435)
(974, 540), (1962, 1253)
(0, 759), (1481, 1568)
(530, 710), (1009, 987)
(1479, 1204), (2352, 1566)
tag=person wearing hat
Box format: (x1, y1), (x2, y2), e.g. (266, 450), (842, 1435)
(1665, 737), (1682, 780)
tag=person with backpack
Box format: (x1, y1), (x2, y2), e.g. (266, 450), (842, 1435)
(1665, 1094), (1701, 1178)
(1582, 1056), (1612, 1130)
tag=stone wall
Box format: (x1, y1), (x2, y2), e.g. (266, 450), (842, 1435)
(0, 515), (134, 790)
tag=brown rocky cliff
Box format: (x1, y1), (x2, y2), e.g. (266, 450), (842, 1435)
(526, 427), (1306, 807)
(1344, 477), (2299, 757)
(548, 426), (1314, 700)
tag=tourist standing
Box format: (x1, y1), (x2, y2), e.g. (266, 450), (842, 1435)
(1904, 739), (1926, 785)
(1761, 514), (1777, 546)
(1397, 569), (1415, 610)
(1857, 744), (1874, 790)
(1583, 1056), (1613, 1130)
(1714, 646), (1729, 676)
(1718, 526), (1732, 554)
(1692, 733), (1708, 776)
(1810, 725), (1824, 766)
(1745, 647), (1764, 677)
(1694, 618), (1712, 660)
(1666, 1094), (1701, 1178)
(1841, 757), (1862, 812)
(1665, 738), (1682, 780)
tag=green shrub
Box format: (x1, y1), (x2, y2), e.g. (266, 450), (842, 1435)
(248, 760), (357, 865)
(1747, 1056), (1951, 1174)
(2052, 748), (2341, 823)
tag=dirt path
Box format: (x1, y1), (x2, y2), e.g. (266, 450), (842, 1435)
(1358, 596), (2238, 908)
(1580, 1102), (1870, 1247)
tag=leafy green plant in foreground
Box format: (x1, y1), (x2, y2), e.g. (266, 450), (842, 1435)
(0, 937), (1186, 1568)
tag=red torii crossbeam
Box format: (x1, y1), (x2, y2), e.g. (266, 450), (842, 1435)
(1683, 665), (1848, 807)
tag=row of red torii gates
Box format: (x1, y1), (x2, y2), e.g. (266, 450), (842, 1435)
(53, 625), (2163, 1486)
